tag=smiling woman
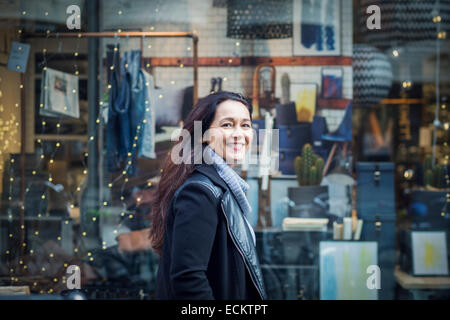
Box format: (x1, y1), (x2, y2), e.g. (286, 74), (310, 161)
(150, 91), (267, 300)
(203, 99), (253, 165)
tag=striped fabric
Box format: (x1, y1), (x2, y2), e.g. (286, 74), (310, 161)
(353, 44), (393, 108)
(359, 0), (450, 48)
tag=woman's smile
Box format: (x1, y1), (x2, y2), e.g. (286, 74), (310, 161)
(205, 99), (253, 164)
(229, 142), (245, 152)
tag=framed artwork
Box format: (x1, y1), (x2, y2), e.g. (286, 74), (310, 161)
(293, 0), (341, 56)
(321, 68), (343, 99)
(412, 231), (448, 276)
(40, 68), (80, 119)
(320, 241), (378, 300)
(290, 83), (317, 122)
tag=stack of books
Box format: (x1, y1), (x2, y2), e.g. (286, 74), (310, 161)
(333, 218), (364, 240)
(282, 217), (329, 232)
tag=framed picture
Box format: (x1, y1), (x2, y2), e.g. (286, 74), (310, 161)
(40, 68), (80, 119)
(412, 231), (448, 276)
(293, 0), (341, 56)
(290, 83), (317, 122)
(321, 68), (343, 99)
(320, 241), (378, 300)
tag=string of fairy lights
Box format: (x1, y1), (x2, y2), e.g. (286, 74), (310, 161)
(393, 10), (449, 216)
(5, 27), (27, 285)
(0, 3), (313, 291)
(106, 11), (154, 236)
(4, 16), (92, 290)
(5, 25), (78, 290)
(431, 10), (450, 218)
(2, 3), (246, 293)
(0, 47), (22, 281)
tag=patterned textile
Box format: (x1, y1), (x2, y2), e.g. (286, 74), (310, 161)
(353, 44), (393, 108)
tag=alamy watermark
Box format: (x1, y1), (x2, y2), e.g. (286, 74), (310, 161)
(366, 5), (381, 30)
(169, 121), (279, 170)
(366, 265), (381, 290)
(66, 5), (81, 30)
(66, 264), (81, 289)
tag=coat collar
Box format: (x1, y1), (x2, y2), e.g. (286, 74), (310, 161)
(194, 163), (229, 193)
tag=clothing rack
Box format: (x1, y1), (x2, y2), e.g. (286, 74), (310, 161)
(16, 31), (198, 252)
(24, 31), (199, 105)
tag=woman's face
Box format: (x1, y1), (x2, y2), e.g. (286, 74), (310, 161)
(205, 99), (253, 164)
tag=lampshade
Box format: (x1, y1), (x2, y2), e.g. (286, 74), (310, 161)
(353, 44), (393, 108)
(226, 0), (292, 39)
(359, 0), (450, 49)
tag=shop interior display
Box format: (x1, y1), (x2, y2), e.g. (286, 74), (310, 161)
(0, 0), (449, 301)
(288, 144), (328, 220)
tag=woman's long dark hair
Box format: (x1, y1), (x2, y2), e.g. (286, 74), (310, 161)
(150, 91), (253, 255)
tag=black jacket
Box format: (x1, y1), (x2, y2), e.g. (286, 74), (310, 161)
(155, 163), (267, 300)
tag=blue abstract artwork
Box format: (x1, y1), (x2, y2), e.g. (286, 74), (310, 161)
(293, 0), (341, 56)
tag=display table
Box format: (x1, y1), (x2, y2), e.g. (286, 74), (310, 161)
(255, 229), (332, 299)
(394, 267), (450, 299)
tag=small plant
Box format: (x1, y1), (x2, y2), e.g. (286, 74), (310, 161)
(423, 155), (446, 189)
(294, 144), (325, 186)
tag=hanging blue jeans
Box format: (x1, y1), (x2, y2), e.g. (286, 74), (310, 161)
(137, 69), (156, 159)
(115, 71), (132, 163)
(106, 65), (121, 172)
(107, 50), (153, 175)
(127, 51), (144, 174)
(106, 55), (132, 173)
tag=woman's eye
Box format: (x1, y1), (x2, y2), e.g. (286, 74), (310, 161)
(222, 123), (232, 128)
(243, 123), (251, 128)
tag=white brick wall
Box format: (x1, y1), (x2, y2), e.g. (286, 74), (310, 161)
(320, 108), (346, 132)
(101, 0), (353, 130)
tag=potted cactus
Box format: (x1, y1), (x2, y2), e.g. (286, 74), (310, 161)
(422, 155), (446, 189)
(294, 144), (325, 186)
(410, 154), (450, 229)
(287, 144), (329, 218)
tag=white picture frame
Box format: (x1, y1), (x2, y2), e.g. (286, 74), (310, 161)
(293, 0), (341, 56)
(412, 231), (448, 276)
(320, 241), (378, 300)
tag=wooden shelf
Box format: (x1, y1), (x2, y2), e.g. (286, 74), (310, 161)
(317, 98), (352, 110)
(35, 134), (88, 142)
(138, 56), (352, 67)
(395, 268), (450, 290)
(34, 74), (88, 80)
(381, 98), (424, 105)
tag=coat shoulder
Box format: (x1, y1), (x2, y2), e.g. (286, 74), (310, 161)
(174, 171), (224, 204)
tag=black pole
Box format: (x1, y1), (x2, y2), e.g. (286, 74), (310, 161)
(82, 0), (100, 243)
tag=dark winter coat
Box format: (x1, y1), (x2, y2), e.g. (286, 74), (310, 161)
(155, 163), (267, 300)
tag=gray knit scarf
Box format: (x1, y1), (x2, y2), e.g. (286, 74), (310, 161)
(204, 145), (256, 246)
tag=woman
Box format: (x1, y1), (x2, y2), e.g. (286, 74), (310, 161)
(150, 91), (267, 300)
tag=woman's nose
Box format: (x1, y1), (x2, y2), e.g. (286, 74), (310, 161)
(231, 125), (245, 138)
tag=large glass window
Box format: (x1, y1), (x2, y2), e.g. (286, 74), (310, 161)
(0, 0), (448, 301)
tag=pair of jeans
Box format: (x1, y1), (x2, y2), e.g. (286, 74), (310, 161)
(135, 69), (156, 159)
(126, 50), (144, 175)
(106, 50), (140, 174)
